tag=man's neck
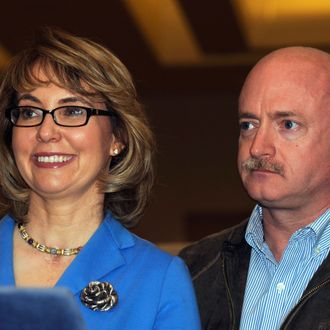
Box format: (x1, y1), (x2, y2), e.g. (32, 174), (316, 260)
(262, 205), (329, 262)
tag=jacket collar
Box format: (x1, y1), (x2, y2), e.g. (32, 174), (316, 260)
(221, 220), (251, 328)
(222, 219), (249, 254)
(0, 213), (135, 294)
(55, 212), (135, 295)
(0, 216), (15, 285)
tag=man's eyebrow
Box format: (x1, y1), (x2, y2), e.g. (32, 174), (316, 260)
(238, 111), (300, 120)
(238, 112), (259, 120)
(271, 111), (298, 119)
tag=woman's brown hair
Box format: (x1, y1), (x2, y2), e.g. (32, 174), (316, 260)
(0, 27), (155, 227)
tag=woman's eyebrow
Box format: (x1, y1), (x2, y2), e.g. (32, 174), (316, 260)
(17, 94), (41, 104)
(17, 95), (95, 108)
(58, 96), (94, 107)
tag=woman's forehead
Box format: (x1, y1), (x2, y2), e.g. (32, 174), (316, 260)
(16, 76), (103, 102)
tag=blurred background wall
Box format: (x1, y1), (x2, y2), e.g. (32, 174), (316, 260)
(1, 0), (329, 248)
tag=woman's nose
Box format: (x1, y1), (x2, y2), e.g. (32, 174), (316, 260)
(36, 113), (61, 143)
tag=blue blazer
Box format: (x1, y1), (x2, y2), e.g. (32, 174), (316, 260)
(0, 213), (201, 330)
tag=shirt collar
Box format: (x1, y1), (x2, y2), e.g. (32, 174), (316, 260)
(245, 204), (264, 251)
(245, 206), (330, 253)
(309, 208), (330, 253)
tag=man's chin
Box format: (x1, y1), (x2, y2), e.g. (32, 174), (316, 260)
(244, 187), (282, 207)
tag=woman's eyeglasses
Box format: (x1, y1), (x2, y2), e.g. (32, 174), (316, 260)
(6, 106), (114, 127)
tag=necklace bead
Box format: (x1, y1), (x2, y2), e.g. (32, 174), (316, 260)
(17, 223), (82, 256)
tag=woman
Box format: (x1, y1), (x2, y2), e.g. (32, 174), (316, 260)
(0, 27), (200, 329)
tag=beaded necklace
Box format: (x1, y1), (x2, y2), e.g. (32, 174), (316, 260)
(17, 223), (82, 256)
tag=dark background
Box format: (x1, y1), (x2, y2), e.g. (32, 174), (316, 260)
(1, 0), (329, 244)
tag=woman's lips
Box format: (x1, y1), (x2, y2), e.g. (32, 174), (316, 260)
(33, 153), (75, 168)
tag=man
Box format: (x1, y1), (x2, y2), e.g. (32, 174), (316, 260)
(180, 47), (330, 329)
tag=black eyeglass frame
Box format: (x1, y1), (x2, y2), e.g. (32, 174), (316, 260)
(5, 105), (115, 127)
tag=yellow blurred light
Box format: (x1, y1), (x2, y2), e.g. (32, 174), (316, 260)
(233, 0), (330, 48)
(124, 0), (202, 65)
(124, 0), (330, 66)
(124, 0), (263, 66)
(0, 45), (10, 70)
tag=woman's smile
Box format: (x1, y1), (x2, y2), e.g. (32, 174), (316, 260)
(33, 153), (75, 168)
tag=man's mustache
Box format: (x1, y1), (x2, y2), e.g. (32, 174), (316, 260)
(242, 158), (284, 175)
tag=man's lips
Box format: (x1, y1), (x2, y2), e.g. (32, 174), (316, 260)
(250, 168), (280, 174)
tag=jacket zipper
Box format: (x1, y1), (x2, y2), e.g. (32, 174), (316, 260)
(222, 259), (236, 330)
(281, 276), (330, 329)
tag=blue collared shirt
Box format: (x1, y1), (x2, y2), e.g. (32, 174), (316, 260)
(240, 205), (330, 330)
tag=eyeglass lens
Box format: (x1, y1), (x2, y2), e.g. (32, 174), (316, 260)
(11, 106), (88, 127)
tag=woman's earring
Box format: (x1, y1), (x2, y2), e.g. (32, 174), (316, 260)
(113, 148), (119, 156)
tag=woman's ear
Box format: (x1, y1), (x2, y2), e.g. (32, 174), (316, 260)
(110, 142), (125, 156)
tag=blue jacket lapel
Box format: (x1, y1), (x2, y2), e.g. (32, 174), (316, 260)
(56, 213), (135, 296)
(0, 216), (15, 285)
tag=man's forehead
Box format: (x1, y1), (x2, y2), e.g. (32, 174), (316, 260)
(241, 57), (329, 106)
(246, 48), (329, 89)
(254, 46), (330, 71)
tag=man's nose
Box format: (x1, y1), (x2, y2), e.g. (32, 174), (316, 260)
(249, 126), (276, 159)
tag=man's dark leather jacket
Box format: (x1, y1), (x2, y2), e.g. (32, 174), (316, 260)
(180, 220), (330, 330)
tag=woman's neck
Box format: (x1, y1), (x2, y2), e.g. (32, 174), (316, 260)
(24, 191), (105, 248)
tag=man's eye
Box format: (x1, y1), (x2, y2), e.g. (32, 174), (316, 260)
(283, 120), (298, 130)
(240, 121), (255, 131)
